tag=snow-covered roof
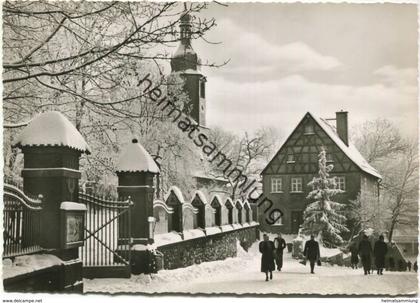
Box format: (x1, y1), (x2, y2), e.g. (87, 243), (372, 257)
(165, 186), (185, 204)
(311, 113), (382, 179)
(13, 111), (91, 154)
(225, 198), (234, 208)
(192, 190), (208, 204)
(262, 112), (382, 179)
(116, 139), (159, 173)
(210, 194), (223, 207)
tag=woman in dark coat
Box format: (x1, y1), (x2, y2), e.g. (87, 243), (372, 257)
(373, 235), (388, 275)
(259, 234), (275, 281)
(358, 234), (373, 275)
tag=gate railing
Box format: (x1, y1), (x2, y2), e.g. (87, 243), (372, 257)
(3, 183), (43, 258)
(78, 192), (132, 273)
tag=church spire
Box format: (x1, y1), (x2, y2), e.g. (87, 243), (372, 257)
(171, 7), (198, 72)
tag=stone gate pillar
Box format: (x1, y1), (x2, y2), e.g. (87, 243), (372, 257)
(13, 111), (90, 293)
(116, 139), (159, 273)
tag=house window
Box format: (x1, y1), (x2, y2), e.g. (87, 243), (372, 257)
(271, 177), (283, 193)
(336, 176), (346, 191)
(271, 210), (283, 225)
(291, 177), (303, 192)
(200, 81), (205, 98)
(304, 124), (314, 134)
(287, 154), (295, 163)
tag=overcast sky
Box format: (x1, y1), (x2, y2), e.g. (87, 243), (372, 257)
(166, 3), (418, 139)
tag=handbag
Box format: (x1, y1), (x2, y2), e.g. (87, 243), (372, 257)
(317, 259), (322, 266)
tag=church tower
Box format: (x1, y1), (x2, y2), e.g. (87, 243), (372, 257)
(170, 11), (207, 127)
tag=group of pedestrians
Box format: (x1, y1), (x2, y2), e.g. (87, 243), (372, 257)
(259, 233), (287, 281)
(357, 234), (388, 275)
(351, 234), (416, 275)
(259, 233), (321, 281)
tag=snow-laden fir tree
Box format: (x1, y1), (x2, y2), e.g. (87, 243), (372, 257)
(301, 147), (349, 247)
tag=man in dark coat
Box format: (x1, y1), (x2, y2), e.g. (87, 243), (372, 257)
(350, 242), (359, 269)
(274, 233), (287, 271)
(259, 234), (275, 281)
(373, 235), (387, 275)
(358, 234), (373, 275)
(413, 261), (418, 273)
(303, 235), (320, 274)
(407, 261), (412, 272)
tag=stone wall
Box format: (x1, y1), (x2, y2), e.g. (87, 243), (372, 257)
(157, 225), (259, 270)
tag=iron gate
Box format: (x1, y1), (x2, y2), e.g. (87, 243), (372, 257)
(79, 192), (133, 278)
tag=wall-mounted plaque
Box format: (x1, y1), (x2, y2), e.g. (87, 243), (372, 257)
(60, 202), (86, 249)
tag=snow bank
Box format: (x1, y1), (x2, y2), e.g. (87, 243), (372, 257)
(183, 229), (205, 240)
(13, 111), (91, 153)
(116, 139), (159, 173)
(320, 246), (342, 258)
(220, 224), (234, 232)
(232, 223), (243, 230)
(3, 254), (63, 280)
(205, 226), (221, 235)
(85, 242), (260, 294)
(154, 231), (183, 246)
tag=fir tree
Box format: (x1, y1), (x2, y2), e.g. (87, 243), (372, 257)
(301, 148), (349, 247)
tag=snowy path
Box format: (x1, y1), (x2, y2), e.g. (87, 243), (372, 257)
(84, 242), (418, 295)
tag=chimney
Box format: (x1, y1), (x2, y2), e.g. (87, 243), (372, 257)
(336, 111), (349, 146)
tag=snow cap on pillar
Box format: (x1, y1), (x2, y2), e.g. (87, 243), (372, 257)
(13, 111), (91, 154)
(116, 138), (160, 174)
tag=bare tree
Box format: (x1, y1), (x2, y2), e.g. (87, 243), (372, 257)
(3, 1), (223, 189)
(208, 127), (280, 199)
(352, 118), (406, 164)
(381, 140), (418, 242)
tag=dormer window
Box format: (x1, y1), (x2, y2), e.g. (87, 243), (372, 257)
(287, 154), (295, 163)
(304, 124), (314, 135)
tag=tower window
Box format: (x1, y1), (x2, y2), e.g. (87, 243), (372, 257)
(200, 81), (205, 98)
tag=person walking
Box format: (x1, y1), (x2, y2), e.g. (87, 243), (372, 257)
(259, 234), (275, 281)
(274, 233), (287, 271)
(358, 234), (373, 275)
(407, 261), (412, 272)
(373, 235), (387, 275)
(413, 261), (418, 273)
(303, 235), (320, 274)
(350, 242), (359, 269)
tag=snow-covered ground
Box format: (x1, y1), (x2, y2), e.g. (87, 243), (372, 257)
(84, 241), (418, 295)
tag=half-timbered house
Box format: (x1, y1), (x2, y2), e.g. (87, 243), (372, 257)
(259, 111), (382, 234)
